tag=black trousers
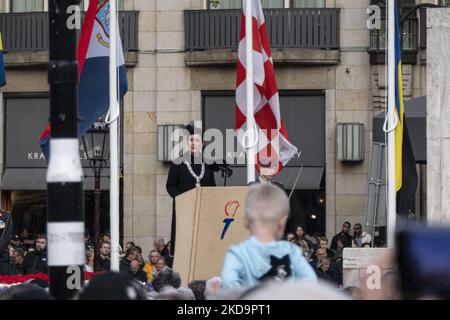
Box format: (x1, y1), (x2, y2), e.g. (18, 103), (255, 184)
(170, 201), (176, 256)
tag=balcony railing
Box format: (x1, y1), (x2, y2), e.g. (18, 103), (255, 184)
(0, 11), (138, 52)
(369, 17), (418, 64)
(185, 8), (340, 51)
(419, 7), (426, 49)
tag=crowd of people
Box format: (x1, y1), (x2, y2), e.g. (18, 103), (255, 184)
(0, 233), (48, 276)
(284, 222), (372, 288)
(0, 229), (209, 300)
(0, 183), (376, 300)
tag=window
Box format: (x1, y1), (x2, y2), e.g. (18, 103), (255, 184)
(11, 0), (44, 12)
(402, 19), (417, 50)
(292, 0), (325, 8)
(208, 0), (284, 9)
(369, 19), (417, 51)
(370, 21), (386, 51)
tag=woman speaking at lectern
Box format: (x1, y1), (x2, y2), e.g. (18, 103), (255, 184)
(166, 123), (216, 256)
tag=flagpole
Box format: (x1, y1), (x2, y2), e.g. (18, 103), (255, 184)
(47, 0), (84, 299)
(245, 0), (256, 183)
(387, 0), (396, 248)
(109, 0), (120, 271)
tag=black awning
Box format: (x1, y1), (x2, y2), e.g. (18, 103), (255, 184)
(373, 96), (426, 163)
(0, 168), (111, 191)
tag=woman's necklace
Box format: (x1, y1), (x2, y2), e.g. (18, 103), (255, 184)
(184, 160), (205, 187)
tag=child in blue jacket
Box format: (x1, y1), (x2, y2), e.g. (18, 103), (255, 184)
(221, 183), (317, 289)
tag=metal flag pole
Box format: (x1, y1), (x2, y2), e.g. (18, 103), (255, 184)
(387, 0), (397, 248)
(245, 0), (256, 184)
(109, 0), (120, 272)
(47, 0), (85, 299)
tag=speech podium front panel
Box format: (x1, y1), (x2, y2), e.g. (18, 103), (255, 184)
(173, 186), (249, 286)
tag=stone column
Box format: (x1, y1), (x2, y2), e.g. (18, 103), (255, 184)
(427, 9), (450, 224)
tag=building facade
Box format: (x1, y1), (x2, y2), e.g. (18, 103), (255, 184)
(0, 0), (433, 256)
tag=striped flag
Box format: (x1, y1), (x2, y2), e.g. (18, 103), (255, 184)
(39, 0), (128, 160)
(235, 0), (297, 173)
(394, 0), (417, 215)
(394, 0), (404, 192)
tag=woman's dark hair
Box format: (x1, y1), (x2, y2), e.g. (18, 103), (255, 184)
(100, 233), (110, 241)
(185, 122), (203, 137)
(152, 269), (182, 292)
(185, 123), (195, 135)
(36, 234), (46, 241)
(188, 280), (206, 300)
(14, 248), (24, 258)
(126, 247), (139, 257)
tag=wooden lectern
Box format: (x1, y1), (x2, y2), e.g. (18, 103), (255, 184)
(173, 186), (250, 286)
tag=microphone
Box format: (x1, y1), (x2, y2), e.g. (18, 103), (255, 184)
(216, 163), (233, 178)
(211, 161), (233, 178)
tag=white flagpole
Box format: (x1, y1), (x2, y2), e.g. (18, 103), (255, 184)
(109, 0), (120, 271)
(245, 0), (256, 183)
(387, 0), (396, 248)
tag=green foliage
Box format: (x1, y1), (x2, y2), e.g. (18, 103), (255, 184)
(209, 0), (222, 8)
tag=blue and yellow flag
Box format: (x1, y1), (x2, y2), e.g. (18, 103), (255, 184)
(394, 1), (404, 192)
(0, 32), (6, 87)
(394, 0), (418, 216)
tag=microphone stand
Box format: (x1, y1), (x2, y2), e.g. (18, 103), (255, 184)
(223, 170), (228, 187)
(211, 161), (233, 187)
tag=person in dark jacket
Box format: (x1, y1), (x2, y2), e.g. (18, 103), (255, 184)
(95, 241), (111, 272)
(316, 257), (339, 287)
(102, 246), (138, 272)
(119, 247), (139, 273)
(330, 222), (353, 251)
(129, 260), (147, 283)
(23, 235), (48, 275)
(294, 226), (314, 251)
(166, 123), (216, 256)
(0, 210), (13, 275)
(10, 248), (26, 276)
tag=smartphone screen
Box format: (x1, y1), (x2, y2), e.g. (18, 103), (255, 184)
(397, 227), (450, 299)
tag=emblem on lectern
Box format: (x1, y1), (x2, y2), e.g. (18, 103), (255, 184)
(220, 200), (240, 240)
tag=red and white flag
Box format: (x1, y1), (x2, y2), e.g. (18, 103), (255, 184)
(235, 0), (298, 174)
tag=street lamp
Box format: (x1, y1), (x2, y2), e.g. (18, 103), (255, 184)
(82, 122), (109, 268)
